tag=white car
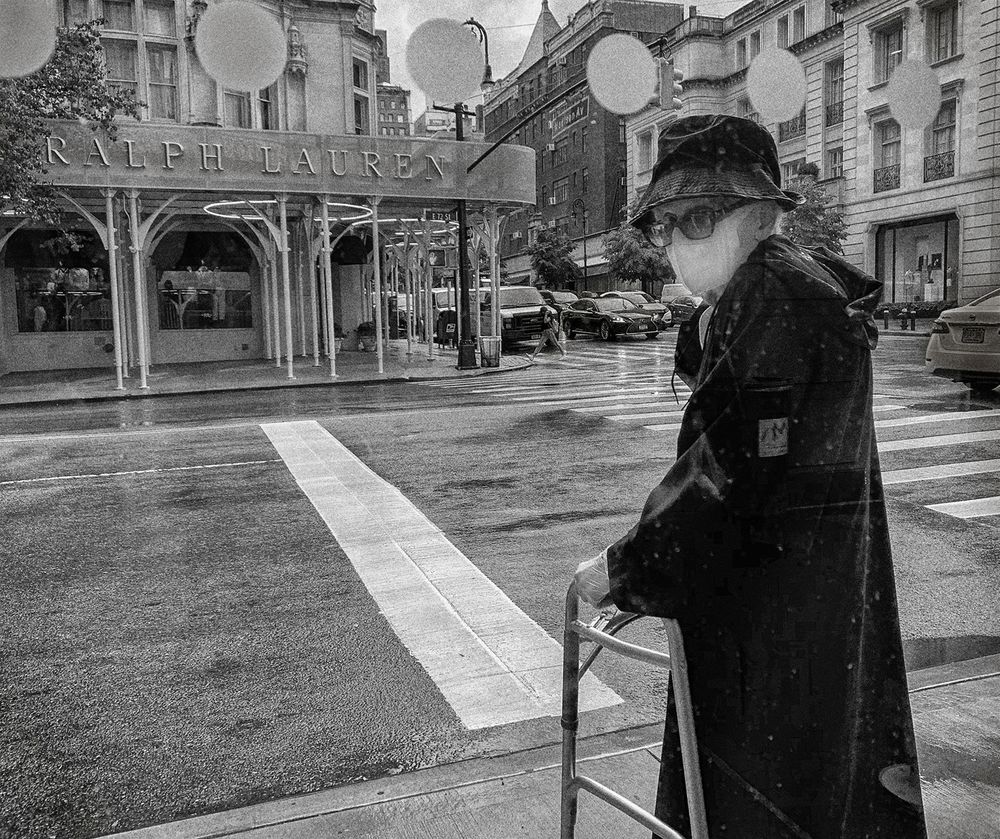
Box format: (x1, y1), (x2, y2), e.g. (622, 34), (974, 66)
(925, 288), (1000, 393)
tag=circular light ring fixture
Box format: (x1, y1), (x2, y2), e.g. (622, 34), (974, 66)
(312, 201), (373, 224)
(203, 199), (276, 221)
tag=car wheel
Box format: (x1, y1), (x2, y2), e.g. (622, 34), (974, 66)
(599, 321), (613, 341)
(567, 327), (576, 339)
(967, 381), (999, 393)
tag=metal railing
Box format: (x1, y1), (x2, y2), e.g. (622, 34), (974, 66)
(924, 150), (955, 182)
(561, 582), (708, 839)
(778, 111), (806, 141)
(825, 100), (844, 126)
(874, 163), (901, 192)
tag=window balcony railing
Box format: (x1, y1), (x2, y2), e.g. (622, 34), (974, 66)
(778, 112), (806, 141)
(873, 163), (901, 193)
(825, 101), (844, 126)
(923, 150), (955, 182)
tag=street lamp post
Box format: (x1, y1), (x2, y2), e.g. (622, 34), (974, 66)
(450, 17), (495, 370)
(571, 198), (588, 292)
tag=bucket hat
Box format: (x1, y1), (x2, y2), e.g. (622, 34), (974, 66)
(629, 114), (805, 227)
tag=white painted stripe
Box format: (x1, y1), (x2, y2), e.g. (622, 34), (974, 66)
(878, 429), (1000, 452)
(429, 374), (673, 396)
(642, 422), (683, 432)
(607, 408), (687, 422)
(261, 420), (621, 730)
(882, 459), (1000, 485)
(535, 390), (684, 407)
(573, 399), (689, 414)
(875, 409), (1000, 428)
(927, 496), (1000, 519)
(0, 459), (280, 487)
(427, 370), (678, 390)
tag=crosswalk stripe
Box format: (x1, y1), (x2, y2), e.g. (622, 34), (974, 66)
(428, 372), (679, 395)
(882, 460), (1000, 485)
(927, 496), (1000, 519)
(643, 422), (683, 432)
(878, 430), (1000, 452)
(875, 409), (1000, 428)
(261, 420), (622, 729)
(535, 390), (686, 408)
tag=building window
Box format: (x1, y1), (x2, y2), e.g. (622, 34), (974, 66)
(61, 0), (90, 27)
(777, 16), (789, 49)
(352, 58), (369, 91)
(354, 95), (369, 135)
(541, 185), (548, 207)
(925, 98), (956, 181)
(874, 22), (904, 85)
(638, 130), (653, 171)
(825, 58), (844, 125)
(553, 176), (570, 204)
(102, 38), (138, 100)
(781, 157), (806, 182)
(145, 43), (176, 120)
(582, 167), (588, 193)
(750, 30), (761, 60)
(927, 2), (958, 64)
(736, 38), (747, 68)
(100, 0), (135, 30)
(143, 0), (174, 36)
(738, 97), (760, 124)
(259, 85), (277, 130)
(827, 146), (843, 178)
(224, 89), (251, 128)
(792, 6), (806, 43)
(582, 127), (588, 153)
(874, 119), (901, 192)
(779, 107), (806, 141)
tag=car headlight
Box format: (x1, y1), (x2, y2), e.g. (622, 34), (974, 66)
(610, 316), (626, 323)
(502, 317), (513, 327)
(930, 320), (948, 334)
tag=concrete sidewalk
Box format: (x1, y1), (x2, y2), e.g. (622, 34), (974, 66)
(0, 340), (532, 408)
(104, 654), (1000, 839)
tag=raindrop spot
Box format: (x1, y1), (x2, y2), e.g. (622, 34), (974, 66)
(887, 60), (941, 129)
(586, 34), (657, 115)
(0, 0), (56, 78)
(195, 1), (286, 93)
(405, 18), (484, 105)
(746, 49), (806, 124)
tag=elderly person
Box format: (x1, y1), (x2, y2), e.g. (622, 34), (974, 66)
(575, 115), (926, 839)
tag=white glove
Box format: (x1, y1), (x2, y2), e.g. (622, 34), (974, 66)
(574, 550), (614, 610)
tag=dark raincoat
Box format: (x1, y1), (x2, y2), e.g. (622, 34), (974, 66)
(607, 234), (927, 838)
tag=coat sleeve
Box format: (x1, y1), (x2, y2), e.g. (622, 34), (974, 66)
(606, 270), (848, 618)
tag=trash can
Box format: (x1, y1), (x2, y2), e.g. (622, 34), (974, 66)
(480, 336), (501, 368)
(436, 311), (457, 347)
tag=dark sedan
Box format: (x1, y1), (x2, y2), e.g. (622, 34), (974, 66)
(540, 289), (580, 315)
(563, 297), (659, 341)
(600, 290), (672, 330)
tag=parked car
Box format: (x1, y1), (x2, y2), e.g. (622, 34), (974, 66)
(562, 297), (659, 341)
(659, 282), (703, 323)
(539, 289), (579, 315)
(601, 290), (672, 329)
(482, 285), (554, 348)
(925, 288), (1000, 393)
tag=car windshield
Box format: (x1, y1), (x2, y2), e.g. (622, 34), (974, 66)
(969, 288), (1000, 307)
(595, 298), (637, 312)
(621, 292), (653, 305)
(497, 287), (545, 308)
(550, 291), (578, 303)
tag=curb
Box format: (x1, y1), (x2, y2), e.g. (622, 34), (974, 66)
(0, 356), (533, 410)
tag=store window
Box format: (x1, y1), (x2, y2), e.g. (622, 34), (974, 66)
(158, 269), (253, 330)
(8, 231), (112, 334)
(873, 21), (904, 85)
(926, 1), (958, 63)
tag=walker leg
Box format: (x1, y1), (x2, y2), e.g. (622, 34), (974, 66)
(561, 585), (583, 839)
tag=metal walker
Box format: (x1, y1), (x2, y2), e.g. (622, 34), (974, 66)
(561, 581), (709, 839)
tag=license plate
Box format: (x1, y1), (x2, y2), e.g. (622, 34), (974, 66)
(638, 323), (649, 330)
(530, 333), (541, 340)
(962, 327), (985, 344)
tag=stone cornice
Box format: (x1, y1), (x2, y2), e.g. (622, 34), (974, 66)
(789, 22), (844, 55)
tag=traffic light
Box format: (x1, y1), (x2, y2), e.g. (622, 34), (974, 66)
(428, 248), (446, 267)
(652, 58), (683, 110)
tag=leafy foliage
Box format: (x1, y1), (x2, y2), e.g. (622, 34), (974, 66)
(526, 227), (581, 287)
(780, 165), (848, 254)
(602, 221), (674, 287)
(0, 19), (139, 222)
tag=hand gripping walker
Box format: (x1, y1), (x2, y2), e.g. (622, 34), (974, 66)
(561, 580), (709, 839)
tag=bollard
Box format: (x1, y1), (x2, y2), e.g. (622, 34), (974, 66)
(909, 311), (917, 331)
(883, 310), (890, 330)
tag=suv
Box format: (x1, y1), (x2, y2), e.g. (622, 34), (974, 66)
(482, 286), (553, 347)
(660, 282), (703, 324)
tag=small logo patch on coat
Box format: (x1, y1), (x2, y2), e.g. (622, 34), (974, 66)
(758, 417), (789, 457)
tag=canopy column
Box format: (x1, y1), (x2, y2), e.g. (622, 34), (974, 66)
(277, 194), (295, 379)
(369, 197), (384, 375)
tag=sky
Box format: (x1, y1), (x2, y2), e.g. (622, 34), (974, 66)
(377, 0), (751, 117)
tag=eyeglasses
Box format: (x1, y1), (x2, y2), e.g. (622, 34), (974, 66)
(639, 199), (751, 247)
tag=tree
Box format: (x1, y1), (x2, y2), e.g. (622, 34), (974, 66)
(0, 19), (139, 223)
(526, 226), (581, 288)
(602, 220), (674, 290)
(780, 163), (848, 254)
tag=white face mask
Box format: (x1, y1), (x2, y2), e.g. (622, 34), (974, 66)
(665, 204), (761, 301)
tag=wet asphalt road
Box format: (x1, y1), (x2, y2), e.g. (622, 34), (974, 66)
(1, 331), (998, 837)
